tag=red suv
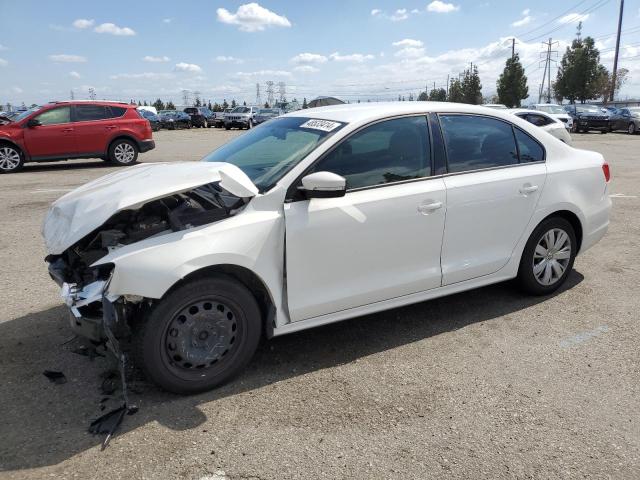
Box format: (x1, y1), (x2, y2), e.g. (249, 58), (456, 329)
(0, 101), (155, 173)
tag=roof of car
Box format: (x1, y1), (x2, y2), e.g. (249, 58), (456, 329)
(50, 100), (134, 107)
(284, 101), (517, 125)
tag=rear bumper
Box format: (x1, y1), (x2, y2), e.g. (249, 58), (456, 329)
(138, 139), (155, 153)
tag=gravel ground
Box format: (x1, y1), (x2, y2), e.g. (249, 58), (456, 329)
(0, 128), (638, 480)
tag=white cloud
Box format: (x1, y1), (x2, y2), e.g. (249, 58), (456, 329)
(235, 70), (292, 78)
(511, 10), (532, 27)
(72, 18), (95, 29)
(395, 47), (426, 58)
(558, 13), (590, 24)
(216, 3), (291, 32)
(290, 53), (328, 64)
(49, 54), (87, 63)
(94, 23), (136, 36)
(110, 72), (173, 80)
(215, 55), (244, 64)
(162, 18), (172, 24)
(12, 86), (23, 94)
(390, 9), (409, 21)
(371, 9), (382, 16)
(522, 9), (530, 16)
(393, 39), (424, 48)
(0, 44), (7, 51)
(69, 71), (81, 78)
(427, 1), (459, 13)
(174, 62), (202, 73)
(330, 52), (375, 63)
(143, 55), (170, 63)
(0, 58), (7, 67)
(294, 65), (319, 73)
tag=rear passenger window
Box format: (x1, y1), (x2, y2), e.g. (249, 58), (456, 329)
(514, 128), (544, 163)
(311, 116), (431, 190)
(75, 105), (109, 121)
(107, 106), (126, 118)
(527, 114), (553, 127)
(439, 115), (518, 173)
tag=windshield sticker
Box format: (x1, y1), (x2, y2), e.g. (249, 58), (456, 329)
(300, 119), (342, 132)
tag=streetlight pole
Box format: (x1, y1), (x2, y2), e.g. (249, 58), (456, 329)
(610, 0), (624, 101)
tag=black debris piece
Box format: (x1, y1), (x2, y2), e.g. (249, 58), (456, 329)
(71, 345), (105, 361)
(89, 403), (138, 450)
(43, 370), (67, 385)
(100, 371), (118, 395)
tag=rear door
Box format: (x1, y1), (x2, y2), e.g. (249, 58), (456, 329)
(73, 104), (113, 154)
(438, 114), (547, 285)
(284, 116), (446, 322)
(22, 105), (76, 158)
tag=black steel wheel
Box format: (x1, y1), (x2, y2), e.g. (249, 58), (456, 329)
(133, 276), (261, 394)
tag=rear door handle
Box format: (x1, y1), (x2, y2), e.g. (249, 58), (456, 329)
(417, 201), (443, 215)
(62, 128), (74, 133)
(105, 125), (117, 130)
(519, 185), (539, 195)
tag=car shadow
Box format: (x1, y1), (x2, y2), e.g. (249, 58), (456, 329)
(22, 160), (113, 173)
(0, 272), (583, 471)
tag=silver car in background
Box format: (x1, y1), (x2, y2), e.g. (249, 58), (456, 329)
(530, 103), (573, 130)
(223, 106), (260, 130)
(253, 108), (284, 126)
(510, 109), (572, 144)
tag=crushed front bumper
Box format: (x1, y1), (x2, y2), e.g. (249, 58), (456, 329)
(60, 280), (110, 342)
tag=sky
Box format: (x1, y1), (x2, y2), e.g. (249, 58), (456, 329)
(1, 0), (639, 106)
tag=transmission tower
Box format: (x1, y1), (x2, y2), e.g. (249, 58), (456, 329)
(193, 90), (201, 106)
(181, 89), (191, 106)
(277, 82), (286, 103)
(256, 83), (262, 106)
(265, 81), (275, 107)
(70, 90), (75, 100)
(88, 88), (96, 100)
(538, 38), (558, 103)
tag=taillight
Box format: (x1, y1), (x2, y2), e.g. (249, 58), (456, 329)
(602, 162), (611, 183)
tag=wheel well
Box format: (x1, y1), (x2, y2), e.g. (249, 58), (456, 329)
(0, 140), (24, 157)
(543, 210), (583, 253)
(175, 265), (276, 338)
(107, 135), (139, 153)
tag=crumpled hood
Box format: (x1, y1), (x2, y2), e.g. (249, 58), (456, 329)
(42, 161), (258, 255)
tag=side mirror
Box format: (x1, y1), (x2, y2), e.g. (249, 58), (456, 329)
(299, 171), (346, 199)
(27, 118), (42, 128)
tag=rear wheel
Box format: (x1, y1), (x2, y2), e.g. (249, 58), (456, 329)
(628, 123), (636, 135)
(108, 139), (138, 166)
(0, 145), (24, 173)
(517, 217), (576, 295)
(133, 276), (262, 394)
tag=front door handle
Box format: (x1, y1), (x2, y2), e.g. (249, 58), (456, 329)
(417, 201), (443, 215)
(519, 185), (539, 195)
(105, 125), (117, 130)
(62, 128), (74, 133)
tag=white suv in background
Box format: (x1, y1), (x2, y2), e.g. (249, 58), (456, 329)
(530, 103), (573, 130)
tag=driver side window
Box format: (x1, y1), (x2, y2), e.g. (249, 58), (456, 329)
(310, 116), (431, 190)
(35, 106), (71, 125)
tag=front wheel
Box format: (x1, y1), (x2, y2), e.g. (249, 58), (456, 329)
(0, 145), (24, 173)
(133, 276), (262, 394)
(517, 217), (576, 295)
(628, 123), (636, 135)
(108, 139), (138, 166)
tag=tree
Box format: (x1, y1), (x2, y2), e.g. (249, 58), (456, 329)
(302, 97), (308, 109)
(555, 36), (606, 104)
(496, 53), (529, 107)
(418, 91), (428, 101)
(461, 66), (482, 104)
(243, 101), (247, 106)
(231, 99), (237, 108)
(222, 99), (229, 110)
(166, 101), (175, 110)
(208, 101), (213, 110)
(264, 102), (270, 108)
(448, 78), (464, 103)
(152, 98), (165, 111)
(194, 97), (202, 107)
(595, 68), (629, 103)
(428, 88), (447, 101)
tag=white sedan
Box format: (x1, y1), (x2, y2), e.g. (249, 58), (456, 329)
(510, 108), (573, 144)
(43, 102), (611, 394)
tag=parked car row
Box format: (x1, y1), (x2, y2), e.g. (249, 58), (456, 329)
(528, 103), (640, 135)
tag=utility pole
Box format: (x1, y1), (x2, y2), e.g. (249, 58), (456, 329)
(265, 81), (274, 107)
(70, 89), (74, 100)
(610, 0), (624, 101)
(446, 74), (449, 97)
(511, 38), (515, 60)
(256, 83), (262, 106)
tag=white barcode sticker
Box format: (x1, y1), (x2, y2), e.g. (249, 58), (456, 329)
(299, 119), (342, 132)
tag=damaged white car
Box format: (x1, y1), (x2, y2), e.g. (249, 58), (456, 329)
(43, 103), (611, 394)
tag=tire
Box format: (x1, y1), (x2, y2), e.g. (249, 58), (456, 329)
(517, 217), (577, 296)
(0, 144), (25, 173)
(570, 123), (578, 133)
(628, 123), (636, 135)
(225, 125), (231, 130)
(108, 139), (138, 166)
(133, 276), (262, 394)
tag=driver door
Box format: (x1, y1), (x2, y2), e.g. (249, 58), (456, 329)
(23, 105), (76, 158)
(283, 116), (446, 322)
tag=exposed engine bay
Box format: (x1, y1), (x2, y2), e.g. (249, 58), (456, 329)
(46, 181), (246, 290)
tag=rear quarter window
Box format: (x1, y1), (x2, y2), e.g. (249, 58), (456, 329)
(108, 106), (127, 118)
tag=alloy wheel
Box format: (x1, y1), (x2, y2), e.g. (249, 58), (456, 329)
(0, 147), (21, 171)
(114, 143), (135, 163)
(629, 123), (636, 135)
(532, 228), (572, 286)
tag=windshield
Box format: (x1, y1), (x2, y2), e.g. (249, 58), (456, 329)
(202, 117), (345, 192)
(575, 105), (601, 113)
(537, 105), (566, 114)
(13, 106), (42, 122)
(259, 109), (279, 114)
(231, 107), (250, 113)
(628, 107), (640, 116)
